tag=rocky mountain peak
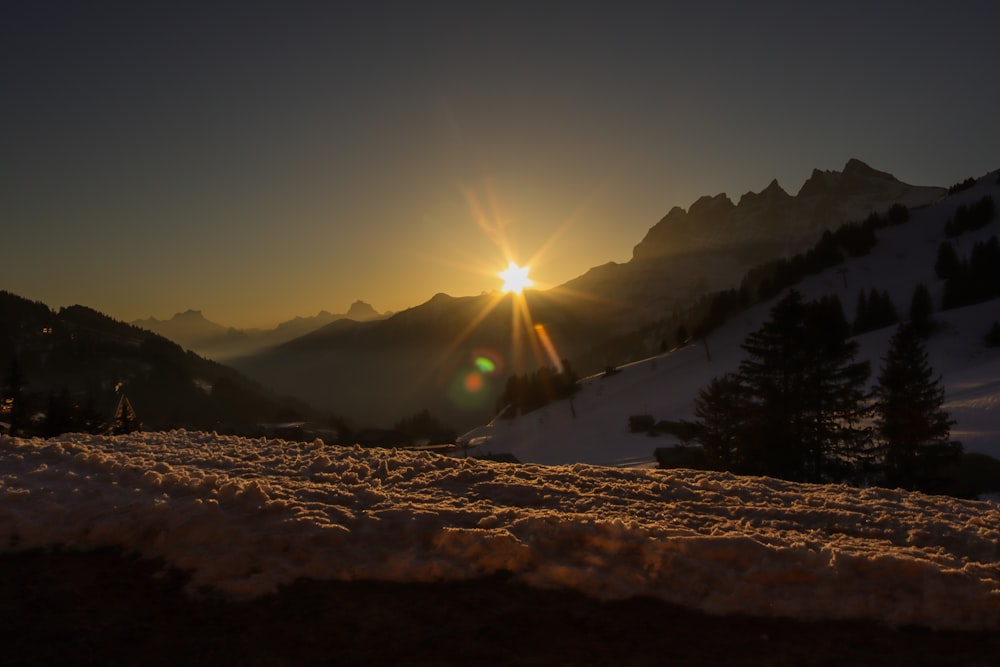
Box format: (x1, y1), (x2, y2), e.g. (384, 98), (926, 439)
(797, 158), (897, 198)
(688, 193), (735, 221)
(738, 179), (791, 207)
(843, 157), (875, 175)
(632, 160), (942, 264)
(346, 300), (380, 321)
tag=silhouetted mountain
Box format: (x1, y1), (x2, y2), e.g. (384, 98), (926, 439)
(633, 159), (939, 262)
(133, 301), (385, 360)
(567, 159), (945, 325)
(231, 160), (951, 432)
(0, 292), (316, 435)
(233, 288), (617, 431)
(132, 310), (249, 352)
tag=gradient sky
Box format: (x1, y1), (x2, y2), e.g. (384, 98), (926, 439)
(4, 1), (999, 329)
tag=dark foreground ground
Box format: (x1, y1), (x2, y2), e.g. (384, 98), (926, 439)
(1, 549), (997, 666)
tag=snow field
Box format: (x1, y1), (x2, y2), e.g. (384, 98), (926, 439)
(2, 430), (999, 630)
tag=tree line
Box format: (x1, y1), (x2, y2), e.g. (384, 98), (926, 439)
(496, 361), (580, 418)
(679, 290), (960, 493)
(662, 203), (912, 350)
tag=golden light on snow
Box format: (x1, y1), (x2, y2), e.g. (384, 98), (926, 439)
(499, 261), (533, 294)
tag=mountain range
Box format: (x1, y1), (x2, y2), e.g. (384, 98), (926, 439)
(0, 292), (316, 434)
(6, 158), (991, 437)
(228, 159), (955, 430)
(563, 158), (944, 325)
(132, 300), (385, 360)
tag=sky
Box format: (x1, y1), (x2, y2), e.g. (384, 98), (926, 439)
(3, 1), (999, 329)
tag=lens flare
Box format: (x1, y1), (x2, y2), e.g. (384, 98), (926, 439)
(475, 356), (496, 374)
(533, 323), (563, 373)
(447, 348), (504, 411)
(463, 372), (484, 393)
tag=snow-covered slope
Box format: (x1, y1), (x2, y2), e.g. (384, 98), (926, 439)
(462, 172), (1000, 466)
(2, 431), (998, 630)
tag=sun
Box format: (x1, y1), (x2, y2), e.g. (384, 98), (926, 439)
(499, 261), (533, 295)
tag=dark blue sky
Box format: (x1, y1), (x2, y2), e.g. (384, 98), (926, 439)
(4, 1), (998, 326)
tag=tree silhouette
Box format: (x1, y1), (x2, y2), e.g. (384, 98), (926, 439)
(873, 324), (961, 491)
(691, 373), (745, 470)
(908, 283), (935, 339)
(112, 392), (142, 434)
(986, 321), (1000, 348)
(692, 291), (871, 483)
(853, 288), (898, 335)
(935, 242), (961, 280)
(3, 358), (26, 435)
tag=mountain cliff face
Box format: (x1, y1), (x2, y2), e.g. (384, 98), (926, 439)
(632, 159), (942, 262)
(564, 159), (945, 323)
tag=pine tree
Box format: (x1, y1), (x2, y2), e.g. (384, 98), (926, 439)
(869, 289), (899, 331)
(853, 289), (898, 335)
(908, 283), (935, 339)
(704, 291), (872, 482)
(112, 393), (142, 434)
(691, 373), (745, 470)
(986, 321), (1000, 348)
(934, 242), (961, 280)
(798, 295), (873, 482)
(675, 323), (689, 347)
(736, 291), (812, 479)
(873, 324), (961, 491)
(3, 358), (26, 436)
(852, 289), (869, 335)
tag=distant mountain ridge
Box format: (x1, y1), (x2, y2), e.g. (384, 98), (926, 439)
(0, 291), (313, 435)
(132, 300), (386, 360)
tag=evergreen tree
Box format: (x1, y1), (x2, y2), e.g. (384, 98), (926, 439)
(797, 295), (873, 482)
(969, 236), (1000, 301)
(986, 321), (1000, 348)
(943, 235), (1000, 309)
(935, 242), (961, 280)
(111, 393), (142, 434)
(43, 388), (75, 437)
(697, 291), (872, 482)
(675, 323), (689, 348)
(3, 358), (26, 436)
(691, 373), (745, 470)
(908, 283), (935, 339)
(852, 289), (869, 335)
(886, 203), (910, 226)
(871, 289), (899, 330)
(736, 291), (813, 478)
(873, 324), (961, 491)
(853, 289), (898, 335)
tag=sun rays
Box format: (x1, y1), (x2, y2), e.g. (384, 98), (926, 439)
(391, 180), (607, 419)
(498, 261), (533, 294)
